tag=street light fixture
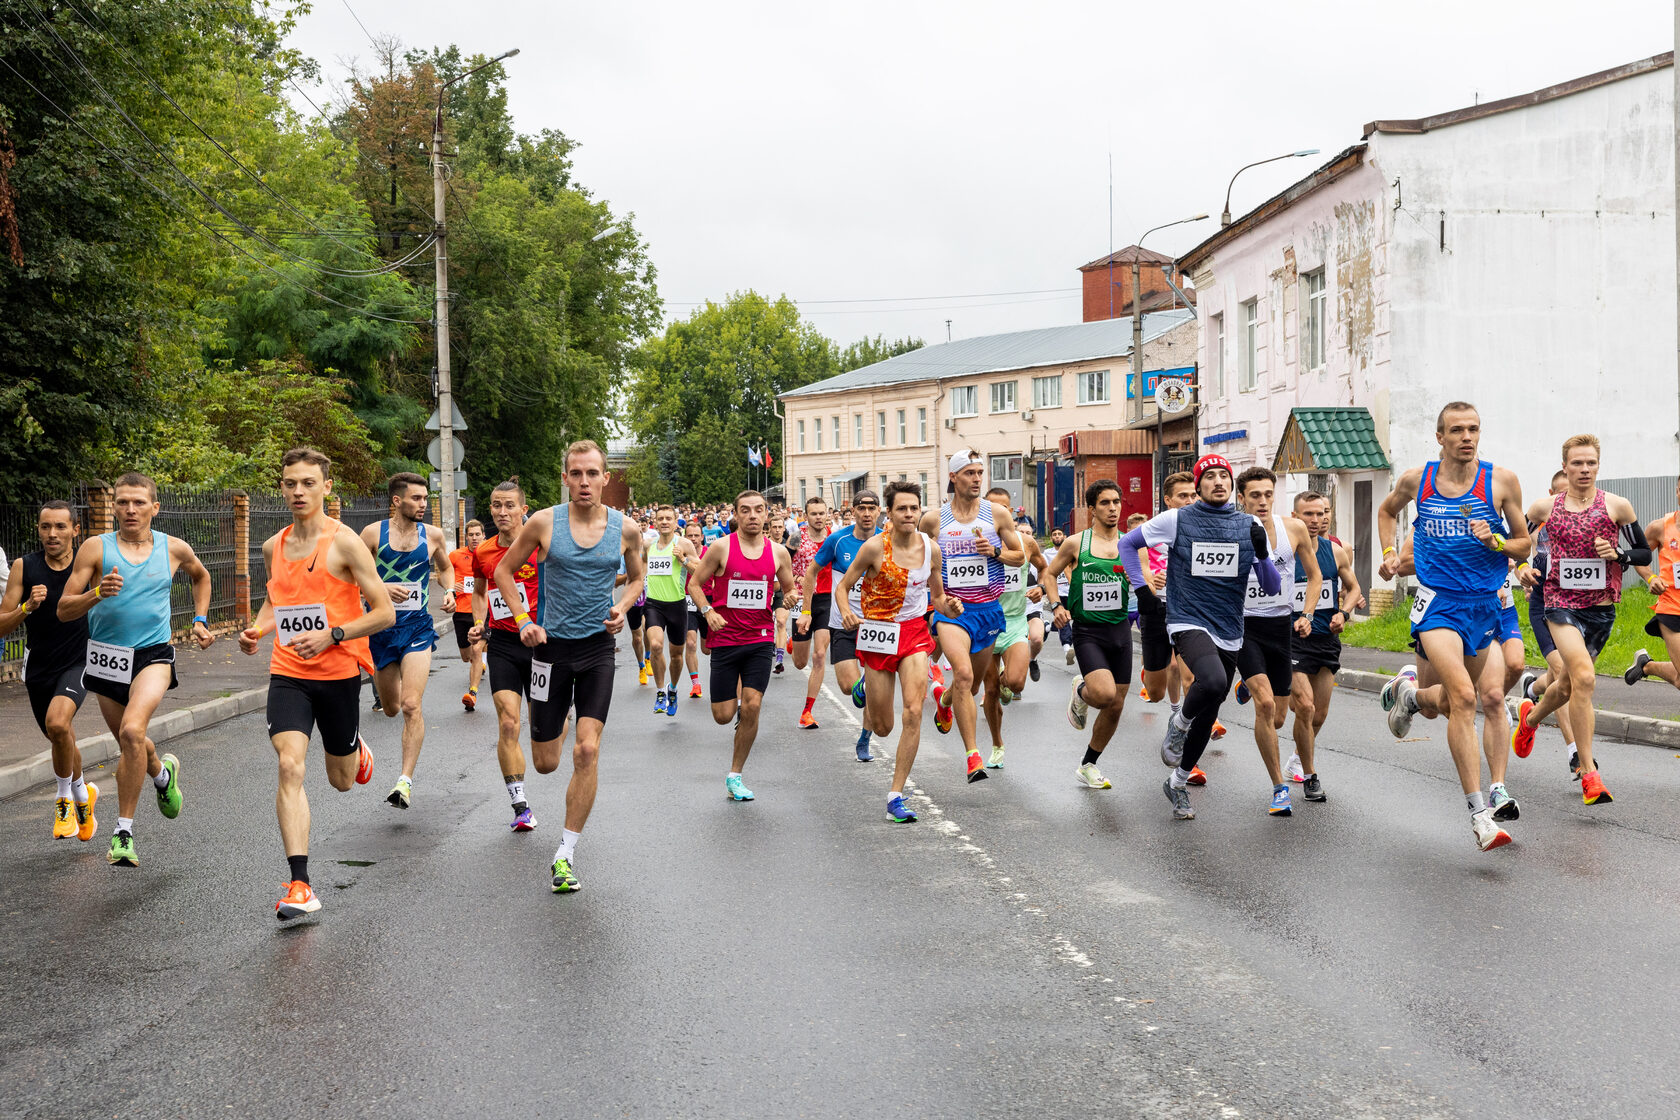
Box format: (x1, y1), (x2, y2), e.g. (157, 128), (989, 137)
(432, 47), (520, 546)
(1129, 213), (1208, 425)
(1220, 149), (1320, 227)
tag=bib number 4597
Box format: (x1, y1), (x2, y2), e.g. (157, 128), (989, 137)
(1191, 542), (1238, 578)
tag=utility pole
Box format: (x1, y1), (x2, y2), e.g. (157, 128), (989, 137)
(1130, 214), (1209, 425)
(1674, 0), (1679, 473)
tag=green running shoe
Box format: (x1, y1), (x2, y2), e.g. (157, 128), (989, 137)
(725, 774), (755, 801)
(156, 753), (182, 819)
(386, 775), (412, 809)
(551, 857), (580, 893)
(108, 831), (138, 867)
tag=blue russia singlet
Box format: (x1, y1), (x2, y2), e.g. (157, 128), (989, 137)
(539, 504), (624, 639)
(1164, 502), (1255, 647)
(1295, 536), (1340, 635)
(375, 520), (431, 611)
(1412, 460), (1507, 595)
(939, 502), (1005, 604)
(88, 531), (173, 648)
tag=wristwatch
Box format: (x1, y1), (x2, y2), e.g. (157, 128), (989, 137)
(330, 626), (345, 645)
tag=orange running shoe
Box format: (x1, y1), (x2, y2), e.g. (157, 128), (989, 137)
(462, 689), (477, 712)
(965, 749), (989, 783)
(689, 680), (703, 699)
(930, 663), (946, 691)
(52, 797), (75, 839)
(932, 686), (953, 734)
(276, 880), (321, 921)
(355, 735), (374, 785)
(1139, 684), (1152, 702)
(1580, 769), (1613, 805)
(1186, 766), (1208, 786)
(1211, 720), (1227, 740)
(76, 782), (99, 842)
(798, 709), (819, 730)
(1511, 699), (1537, 759)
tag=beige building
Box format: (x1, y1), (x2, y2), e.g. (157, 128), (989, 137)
(778, 311), (1197, 526)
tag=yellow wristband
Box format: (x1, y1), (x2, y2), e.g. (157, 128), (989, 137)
(254, 626), (265, 639)
(514, 612), (531, 625)
(93, 585), (104, 599)
(1382, 546), (1396, 556)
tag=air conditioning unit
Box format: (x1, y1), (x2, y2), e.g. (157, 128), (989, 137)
(943, 417), (958, 430)
(1020, 410), (1034, 422)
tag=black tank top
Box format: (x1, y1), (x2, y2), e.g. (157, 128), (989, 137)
(21, 550), (87, 677)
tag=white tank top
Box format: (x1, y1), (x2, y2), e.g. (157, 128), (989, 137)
(1244, 511), (1297, 619)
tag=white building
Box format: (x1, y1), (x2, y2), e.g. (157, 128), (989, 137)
(1181, 52), (1675, 606)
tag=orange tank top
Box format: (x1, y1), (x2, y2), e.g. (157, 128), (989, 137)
(267, 519), (373, 680)
(1657, 514), (1680, 617)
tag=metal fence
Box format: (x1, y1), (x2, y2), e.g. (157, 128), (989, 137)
(1599, 476), (1675, 531)
(0, 489), (96, 669)
(151, 485), (242, 630)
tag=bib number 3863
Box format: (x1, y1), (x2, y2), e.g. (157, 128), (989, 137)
(947, 557), (989, 590)
(1191, 542), (1238, 578)
(84, 640), (134, 684)
(274, 603), (330, 646)
(1558, 558), (1606, 591)
(856, 619), (901, 655)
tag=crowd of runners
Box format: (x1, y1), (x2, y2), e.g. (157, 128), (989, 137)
(3, 399), (1674, 920)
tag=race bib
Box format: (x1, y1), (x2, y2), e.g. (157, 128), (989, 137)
(488, 584), (530, 621)
(392, 581), (424, 612)
(84, 639), (134, 684)
(1558, 558), (1606, 591)
(460, 576), (476, 595)
(946, 556), (990, 590)
(1082, 580), (1128, 612)
(647, 554), (675, 578)
(1191, 542), (1239, 578)
(856, 618), (901, 655)
(1410, 585), (1435, 625)
(1056, 575), (1070, 597)
(1672, 560), (1680, 586)
(1313, 583), (1335, 611)
(1246, 572), (1283, 606)
(726, 579), (768, 610)
(529, 659), (552, 702)
(1004, 566), (1026, 594)
(274, 603), (330, 646)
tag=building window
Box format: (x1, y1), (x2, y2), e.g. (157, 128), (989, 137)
(989, 380), (1017, 414)
(797, 419), (806, 452)
(815, 476), (824, 500)
(831, 416), (841, 450)
(1240, 298), (1258, 391)
(916, 407), (928, 443)
(949, 386), (979, 417)
(1032, 375), (1062, 409)
(1211, 313), (1224, 398)
(814, 418), (822, 451)
(877, 411), (887, 444)
(918, 471), (928, 499)
(1302, 269), (1326, 371)
(879, 474), (889, 492)
(896, 409), (906, 444)
(990, 454), (1023, 483)
(853, 413), (863, 448)
(799, 478), (807, 502)
(1077, 369), (1110, 405)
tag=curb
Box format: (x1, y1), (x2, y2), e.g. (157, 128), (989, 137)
(1333, 669), (1680, 750)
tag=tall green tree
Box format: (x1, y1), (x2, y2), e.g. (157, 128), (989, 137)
(839, 334), (924, 372)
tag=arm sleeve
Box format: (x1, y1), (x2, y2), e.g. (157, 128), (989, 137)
(1619, 521), (1653, 567)
(1250, 522), (1282, 595)
(1118, 527), (1150, 588)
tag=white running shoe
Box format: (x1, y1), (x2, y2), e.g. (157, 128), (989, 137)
(1285, 753), (1306, 783)
(1471, 808), (1512, 851)
(1067, 676), (1089, 731)
(1074, 762), (1111, 789)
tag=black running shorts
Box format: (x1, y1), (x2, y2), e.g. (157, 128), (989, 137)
(26, 661), (87, 735)
(795, 593), (832, 639)
(1236, 615), (1294, 697)
(710, 641), (774, 703)
(643, 598), (689, 644)
(829, 627), (859, 665)
(453, 613), (477, 650)
(1073, 619), (1133, 684)
(1290, 630), (1342, 677)
(528, 631), (614, 740)
(487, 629), (534, 699)
(83, 641), (177, 706)
(1136, 592), (1172, 674)
(625, 601), (645, 632)
(266, 674), (362, 755)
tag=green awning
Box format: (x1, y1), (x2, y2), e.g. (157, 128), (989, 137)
(1274, 407), (1390, 472)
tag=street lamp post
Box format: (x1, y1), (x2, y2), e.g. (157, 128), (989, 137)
(1221, 149), (1321, 228)
(1130, 215), (1208, 425)
(434, 47), (519, 546)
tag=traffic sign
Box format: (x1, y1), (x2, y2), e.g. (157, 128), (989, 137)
(427, 436), (466, 469)
(429, 471), (468, 491)
(424, 403), (468, 431)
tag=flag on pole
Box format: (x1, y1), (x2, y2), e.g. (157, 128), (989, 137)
(748, 446), (762, 467)
(763, 446), (773, 470)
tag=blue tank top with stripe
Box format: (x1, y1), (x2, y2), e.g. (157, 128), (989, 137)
(376, 520), (431, 610)
(939, 501), (1005, 604)
(539, 504), (624, 639)
(1295, 536), (1341, 635)
(89, 531), (173, 648)
(1412, 460), (1507, 596)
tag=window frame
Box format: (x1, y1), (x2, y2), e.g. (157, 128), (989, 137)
(1240, 298), (1258, 392)
(989, 380), (1018, 415)
(1031, 374), (1062, 410)
(797, 419), (806, 452)
(877, 411), (887, 444)
(853, 413), (863, 448)
(1076, 369), (1110, 406)
(1211, 313), (1224, 399)
(916, 407), (928, 444)
(896, 409), (906, 444)
(1302, 269), (1326, 371)
(949, 386), (979, 418)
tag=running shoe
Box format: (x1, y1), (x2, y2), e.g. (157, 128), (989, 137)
(551, 857), (580, 893)
(355, 735), (374, 784)
(1074, 762), (1110, 789)
(933, 687), (953, 735)
(1489, 783), (1519, 821)
(1269, 784), (1293, 816)
(1626, 650), (1652, 686)
(275, 880), (321, 920)
(1211, 720), (1227, 740)
(510, 805), (537, 832)
(654, 689), (667, 714)
(75, 782), (99, 842)
(1568, 748), (1582, 780)
(1160, 717), (1188, 768)
(1380, 665), (1417, 712)
(1510, 699), (1537, 758)
(1186, 765), (1207, 786)
(1236, 680), (1250, 705)
(965, 750), (989, 783)
(1386, 677), (1419, 739)
(156, 753), (182, 819)
(851, 678), (867, 709)
(1471, 808), (1512, 851)
(1302, 774), (1326, 802)
(855, 728), (874, 762)
(988, 745), (1006, 769)
(689, 680), (703, 699)
(1029, 659), (1041, 683)
(1285, 753), (1306, 783)
(108, 831), (138, 867)
(386, 775), (412, 810)
(462, 688), (477, 712)
(1066, 676), (1089, 731)
(1139, 683), (1152, 702)
(1162, 779), (1194, 821)
(1064, 646), (1076, 666)
(638, 661), (651, 686)
(798, 709), (819, 730)
(1581, 769), (1613, 805)
(53, 798), (75, 839)
(665, 692), (678, 717)
(725, 774), (755, 801)
(886, 793), (917, 823)
(1518, 669), (1540, 703)
(773, 660), (784, 675)
(1000, 686), (1015, 705)
(372, 694), (383, 713)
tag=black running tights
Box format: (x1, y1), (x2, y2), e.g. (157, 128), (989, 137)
(1172, 628), (1240, 773)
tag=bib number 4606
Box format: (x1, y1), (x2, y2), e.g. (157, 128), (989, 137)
(274, 603), (330, 646)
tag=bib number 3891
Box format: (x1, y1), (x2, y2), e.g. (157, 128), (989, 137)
(1191, 542), (1238, 578)
(856, 619), (901, 655)
(274, 603), (330, 646)
(1558, 558), (1606, 591)
(84, 640), (134, 684)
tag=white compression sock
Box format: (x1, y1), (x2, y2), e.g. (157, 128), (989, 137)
(56, 776), (72, 799)
(152, 763), (171, 789)
(71, 774), (88, 802)
(506, 779), (526, 806)
(554, 829), (580, 864)
(116, 817), (134, 835)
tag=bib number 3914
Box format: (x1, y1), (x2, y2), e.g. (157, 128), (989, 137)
(1558, 558), (1606, 591)
(947, 557), (989, 590)
(1082, 580), (1127, 612)
(84, 639), (134, 684)
(1191, 542), (1238, 578)
(274, 603), (330, 646)
(856, 619), (901, 655)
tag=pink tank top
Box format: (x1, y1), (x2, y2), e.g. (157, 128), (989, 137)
(706, 532), (777, 647)
(1543, 489), (1621, 610)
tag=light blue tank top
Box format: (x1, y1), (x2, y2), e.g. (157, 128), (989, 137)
(89, 531), (173, 648)
(375, 520), (431, 609)
(538, 505), (624, 640)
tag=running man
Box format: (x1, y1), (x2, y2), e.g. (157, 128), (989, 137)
(921, 451), (1026, 783)
(1286, 491), (1361, 799)
(1044, 479), (1133, 790)
(360, 472), (455, 811)
(1137, 472), (1194, 714)
(1517, 471), (1580, 774)
(1117, 455), (1279, 821)
(982, 496), (1048, 769)
(449, 519), (487, 710)
(1233, 468), (1322, 816)
(837, 481), (959, 822)
(681, 521), (708, 698)
(1512, 434), (1648, 803)
(59, 473), (214, 868)
(1018, 517), (1048, 685)
(644, 505), (700, 717)
(0, 500), (97, 842)
(768, 516), (792, 675)
(1376, 402), (1530, 851)
(238, 447), (392, 919)
(1046, 526), (1075, 663)
(812, 489), (884, 761)
(1627, 477), (1680, 704)
(493, 440), (644, 894)
(791, 496), (833, 729)
(689, 490), (796, 802)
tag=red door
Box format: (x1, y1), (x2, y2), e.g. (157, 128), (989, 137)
(1116, 456), (1152, 523)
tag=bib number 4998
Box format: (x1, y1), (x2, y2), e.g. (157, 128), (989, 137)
(947, 557), (989, 589)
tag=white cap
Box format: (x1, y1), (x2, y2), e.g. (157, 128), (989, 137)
(948, 450), (980, 474)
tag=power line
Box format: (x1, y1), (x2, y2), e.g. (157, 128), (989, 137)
(340, 0), (380, 50)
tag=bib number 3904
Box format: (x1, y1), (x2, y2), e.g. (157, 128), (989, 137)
(84, 640), (134, 684)
(274, 603), (330, 646)
(1191, 542), (1238, 578)
(856, 619), (901, 655)
(947, 557), (989, 590)
(1558, 558), (1606, 591)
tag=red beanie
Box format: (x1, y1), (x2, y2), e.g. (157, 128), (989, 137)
(1193, 454), (1233, 486)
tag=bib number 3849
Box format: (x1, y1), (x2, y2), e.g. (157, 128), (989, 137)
(647, 555), (674, 578)
(274, 603), (330, 646)
(84, 640), (134, 684)
(947, 557), (989, 590)
(1191, 542), (1238, 578)
(856, 619), (901, 655)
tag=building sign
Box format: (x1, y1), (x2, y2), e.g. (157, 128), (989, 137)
(1203, 429), (1247, 446)
(1155, 378), (1191, 415)
(1125, 366), (1196, 401)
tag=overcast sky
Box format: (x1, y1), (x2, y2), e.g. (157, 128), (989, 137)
(286, 0), (1673, 347)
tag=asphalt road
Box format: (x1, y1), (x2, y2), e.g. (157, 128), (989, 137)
(5, 638), (1680, 1119)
